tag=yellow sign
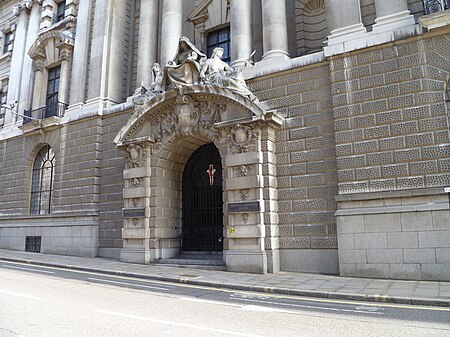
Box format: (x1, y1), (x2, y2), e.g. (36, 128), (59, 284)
(230, 227), (236, 234)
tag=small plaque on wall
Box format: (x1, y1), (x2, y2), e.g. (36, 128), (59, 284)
(227, 201), (260, 213)
(122, 208), (146, 218)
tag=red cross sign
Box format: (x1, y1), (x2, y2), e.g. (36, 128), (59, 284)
(207, 164), (216, 186)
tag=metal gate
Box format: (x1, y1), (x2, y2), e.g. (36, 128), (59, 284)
(182, 143), (223, 251)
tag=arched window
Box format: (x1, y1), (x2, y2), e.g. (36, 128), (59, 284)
(30, 145), (55, 214)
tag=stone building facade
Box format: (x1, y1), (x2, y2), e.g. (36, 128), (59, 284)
(0, 0), (449, 280)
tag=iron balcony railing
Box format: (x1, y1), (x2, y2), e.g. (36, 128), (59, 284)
(423, 0), (450, 14)
(23, 101), (68, 125)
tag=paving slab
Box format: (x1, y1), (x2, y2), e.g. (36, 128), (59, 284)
(0, 249), (449, 307)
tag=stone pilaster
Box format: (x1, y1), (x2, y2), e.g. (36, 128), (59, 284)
(120, 143), (152, 264)
(137, 0), (159, 89)
(68, 0), (92, 107)
(326, 0), (366, 47)
(31, 59), (45, 109)
(19, 0), (41, 114)
(160, 0), (183, 67)
(230, 0), (252, 68)
(222, 123), (271, 274)
(86, 0), (126, 106)
(57, 43), (74, 105)
(372, 0), (415, 33)
(261, 0), (289, 60)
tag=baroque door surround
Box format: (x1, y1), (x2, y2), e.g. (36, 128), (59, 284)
(115, 85), (283, 273)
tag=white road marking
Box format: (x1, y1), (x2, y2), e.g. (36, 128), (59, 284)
(231, 296), (384, 315)
(88, 277), (169, 291)
(97, 309), (268, 337)
(178, 296), (241, 307)
(0, 290), (40, 300)
(1, 264), (55, 274)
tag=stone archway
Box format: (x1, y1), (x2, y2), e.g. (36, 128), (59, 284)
(115, 86), (284, 273)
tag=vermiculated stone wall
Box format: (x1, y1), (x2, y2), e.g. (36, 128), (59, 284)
(249, 64), (339, 274)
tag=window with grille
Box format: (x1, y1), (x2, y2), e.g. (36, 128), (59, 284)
(30, 145), (55, 215)
(56, 1), (67, 22)
(3, 31), (13, 54)
(207, 27), (231, 64)
(46, 66), (61, 117)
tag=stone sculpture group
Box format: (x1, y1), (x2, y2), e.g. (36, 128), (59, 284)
(135, 37), (256, 101)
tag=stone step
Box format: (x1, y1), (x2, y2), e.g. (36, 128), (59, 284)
(154, 262), (227, 271)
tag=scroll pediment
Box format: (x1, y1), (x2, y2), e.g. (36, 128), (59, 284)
(114, 86), (268, 152)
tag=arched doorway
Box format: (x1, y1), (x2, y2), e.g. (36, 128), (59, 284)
(182, 143), (223, 252)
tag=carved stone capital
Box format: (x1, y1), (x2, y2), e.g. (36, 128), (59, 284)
(32, 60), (45, 72)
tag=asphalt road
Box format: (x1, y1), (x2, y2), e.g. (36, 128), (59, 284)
(0, 261), (449, 337)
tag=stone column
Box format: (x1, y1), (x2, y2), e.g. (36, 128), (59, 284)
(261, 0), (289, 61)
(20, 1), (42, 113)
(160, 0), (183, 67)
(137, 0), (159, 89)
(372, 0), (415, 33)
(4, 7), (29, 126)
(230, 0), (252, 68)
(326, 0), (366, 47)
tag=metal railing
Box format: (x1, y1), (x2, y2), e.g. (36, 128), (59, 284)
(423, 0), (450, 14)
(23, 101), (68, 125)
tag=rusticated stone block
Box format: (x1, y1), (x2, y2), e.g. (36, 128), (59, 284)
(406, 133), (434, 147)
(273, 72), (299, 86)
(385, 69), (412, 84)
(360, 74), (385, 89)
(422, 144), (450, 159)
(373, 84), (399, 99)
(311, 237), (338, 249)
(333, 104), (361, 118)
(362, 99), (388, 113)
(356, 166), (381, 180)
(294, 224), (327, 236)
(353, 114), (375, 128)
(339, 181), (369, 194)
(353, 140), (378, 154)
(346, 65), (371, 79)
(367, 151), (394, 165)
(388, 94), (414, 109)
(426, 173), (450, 187)
(369, 179), (396, 192)
(379, 137), (405, 150)
(365, 125), (391, 139)
(417, 92), (445, 104)
(350, 89), (373, 103)
(397, 176), (425, 189)
(409, 160), (438, 174)
(279, 237), (310, 249)
(337, 155), (366, 169)
(371, 59), (397, 75)
(419, 117), (448, 131)
(376, 109), (403, 124)
(400, 80), (421, 94)
(289, 102), (319, 116)
(394, 148), (421, 162)
(392, 121), (418, 135)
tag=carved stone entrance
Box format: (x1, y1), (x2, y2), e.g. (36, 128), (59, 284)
(182, 143), (223, 252)
(115, 85), (283, 274)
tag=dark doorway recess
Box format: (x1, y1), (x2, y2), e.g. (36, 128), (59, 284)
(182, 143), (223, 251)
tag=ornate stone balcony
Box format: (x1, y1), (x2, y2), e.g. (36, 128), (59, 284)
(420, 0), (450, 30)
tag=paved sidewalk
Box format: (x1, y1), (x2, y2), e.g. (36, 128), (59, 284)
(0, 249), (449, 307)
